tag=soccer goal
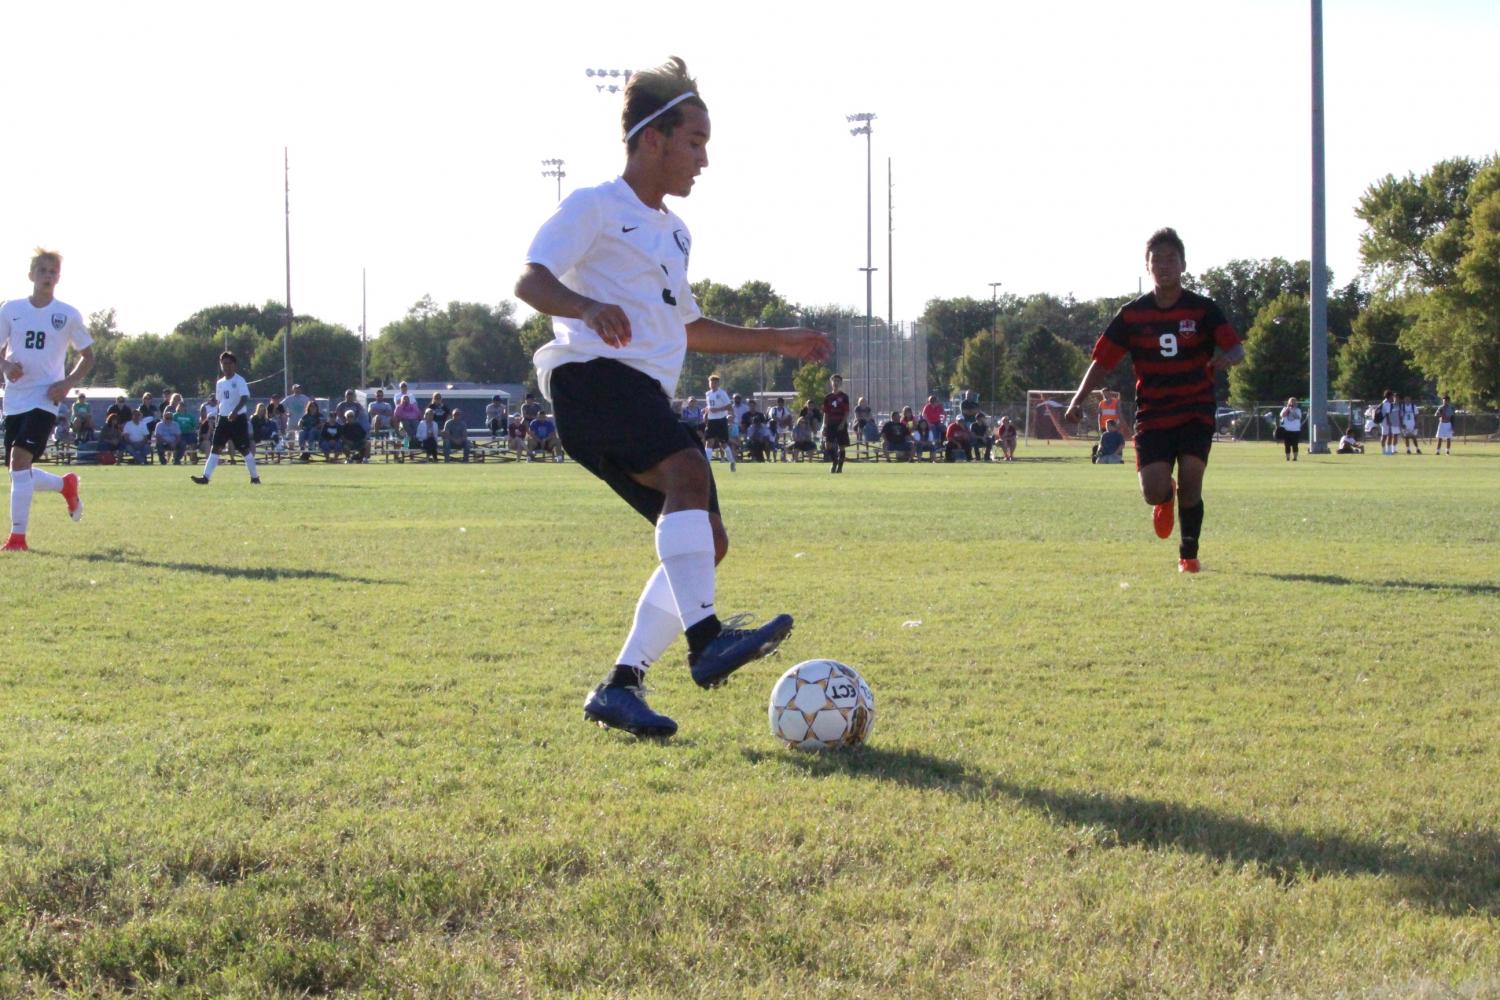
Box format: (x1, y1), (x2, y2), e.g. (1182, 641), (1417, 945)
(1024, 390), (1095, 442)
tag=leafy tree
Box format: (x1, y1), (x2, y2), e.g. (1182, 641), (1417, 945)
(253, 321), (362, 398)
(792, 362), (833, 411)
(953, 330), (1016, 406)
(1191, 258), (1311, 338)
(1333, 299), (1424, 401)
(1229, 295), (1310, 405)
(918, 296), (1005, 396)
(85, 308), (126, 385)
(368, 298), (528, 388)
(174, 301), (289, 341)
(126, 373), (169, 400)
(1355, 156), (1486, 294)
(1010, 326), (1087, 394)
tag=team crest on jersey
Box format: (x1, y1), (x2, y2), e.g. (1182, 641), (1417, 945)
(51, 313), (67, 330)
(1178, 319), (1197, 335)
(673, 229), (691, 264)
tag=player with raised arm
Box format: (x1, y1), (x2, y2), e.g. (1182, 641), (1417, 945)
(1064, 228), (1243, 573)
(191, 351), (260, 486)
(2, 250), (91, 551)
(514, 56), (832, 738)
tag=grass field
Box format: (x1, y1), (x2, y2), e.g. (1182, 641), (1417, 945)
(3, 442), (1499, 997)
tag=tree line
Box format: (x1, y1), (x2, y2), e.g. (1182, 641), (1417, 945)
(85, 154), (1498, 409)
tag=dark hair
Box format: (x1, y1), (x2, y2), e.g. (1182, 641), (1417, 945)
(220, 351), (237, 364)
(1145, 227), (1185, 262)
(622, 56), (707, 153)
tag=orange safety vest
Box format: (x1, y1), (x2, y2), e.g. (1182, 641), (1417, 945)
(1098, 397), (1120, 432)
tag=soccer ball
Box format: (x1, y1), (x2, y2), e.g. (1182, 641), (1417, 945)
(768, 659), (875, 751)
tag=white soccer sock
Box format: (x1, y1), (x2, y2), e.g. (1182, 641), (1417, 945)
(10, 469), (34, 534)
(30, 468), (64, 492)
(615, 565), (682, 672)
(244, 451), (259, 478)
(203, 453), (220, 479)
(655, 509), (717, 629)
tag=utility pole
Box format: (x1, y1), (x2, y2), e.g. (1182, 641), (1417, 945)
(541, 158), (566, 202)
(989, 282), (1003, 406)
(1308, 0), (1331, 452)
(283, 147), (292, 396)
(847, 113), (876, 408)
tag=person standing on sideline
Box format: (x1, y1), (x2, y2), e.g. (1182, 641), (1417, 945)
(1433, 393), (1455, 455)
(822, 373), (851, 473)
(703, 373), (735, 470)
(1278, 397), (1303, 461)
(1064, 228), (1243, 573)
(191, 352), (260, 485)
(1379, 390), (1398, 455)
(1400, 394), (1422, 454)
(1, 249), (90, 551)
(514, 56), (832, 738)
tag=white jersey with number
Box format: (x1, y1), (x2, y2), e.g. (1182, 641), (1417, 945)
(1, 297), (91, 416)
(704, 387), (732, 420)
(526, 177), (703, 400)
(215, 374), (251, 419)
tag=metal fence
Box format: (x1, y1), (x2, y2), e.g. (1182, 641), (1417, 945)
(833, 319), (927, 418)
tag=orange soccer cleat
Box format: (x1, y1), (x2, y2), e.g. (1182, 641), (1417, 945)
(1152, 479), (1176, 540)
(61, 473), (83, 521)
(2, 533), (28, 552)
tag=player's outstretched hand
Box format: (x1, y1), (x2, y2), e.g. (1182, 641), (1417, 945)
(583, 301), (633, 348)
(2, 360), (22, 382)
(774, 328), (834, 363)
(46, 380), (72, 405)
(1063, 401), (1083, 424)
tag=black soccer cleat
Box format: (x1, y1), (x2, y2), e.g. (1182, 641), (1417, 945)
(583, 683), (677, 738)
(689, 613), (794, 689)
(190, 475), (209, 485)
(250, 477), (261, 484)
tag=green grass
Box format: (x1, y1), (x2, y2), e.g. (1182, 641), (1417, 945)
(3, 443), (1498, 997)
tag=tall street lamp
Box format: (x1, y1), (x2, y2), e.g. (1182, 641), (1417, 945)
(584, 67), (633, 94)
(847, 112), (876, 408)
(989, 282), (1003, 407)
(541, 158), (566, 202)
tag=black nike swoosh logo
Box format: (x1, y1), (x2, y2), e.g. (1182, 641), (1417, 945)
(622, 226), (638, 233)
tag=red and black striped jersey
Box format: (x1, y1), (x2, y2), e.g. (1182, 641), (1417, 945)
(1091, 289), (1240, 432)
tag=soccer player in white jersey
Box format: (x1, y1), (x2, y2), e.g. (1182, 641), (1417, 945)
(191, 351), (260, 485)
(1433, 393), (1455, 455)
(702, 373), (735, 470)
(1, 250), (91, 552)
(514, 56), (832, 738)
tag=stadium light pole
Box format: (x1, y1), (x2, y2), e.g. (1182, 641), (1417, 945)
(1307, 0), (1331, 452)
(848, 113), (876, 408)
(283, 147), (292, 397)
(989, 282), (1003, 407)
(541, 158), (566, 202)
(584, 67), (633, 95)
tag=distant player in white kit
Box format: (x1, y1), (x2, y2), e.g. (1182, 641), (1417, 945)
(514, 56), (832, 738)
(1433, 393), (1455, 455)
(1, 249), (91, 552)
(191, 351), (260, 486)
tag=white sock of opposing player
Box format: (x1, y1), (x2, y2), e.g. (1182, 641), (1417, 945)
(203, 453), (220, 480)
(10, 469), (34, 534)
(29, 468), (64, 493)
(244, 451), (259, 479)
(655, 509), (716, 630)
(615, 565), (682, 671)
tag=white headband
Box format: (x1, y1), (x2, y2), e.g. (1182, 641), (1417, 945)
(625, 92), (698, 142)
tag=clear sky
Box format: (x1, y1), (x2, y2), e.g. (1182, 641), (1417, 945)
(5, 0), (1495, 341)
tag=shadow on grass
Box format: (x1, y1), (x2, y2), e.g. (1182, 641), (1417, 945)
(39, 549), (389, 585)
(1251, 571), (1500, 597)
(744, 745), (1500, 915)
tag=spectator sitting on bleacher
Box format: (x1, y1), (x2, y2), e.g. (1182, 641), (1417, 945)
(138, 392), (159, 432)
(416, 409), (441, 461)
(969, 412), (992, 461)
(853, 397), (872, 440)
(443, 409), (472, 462)
(997, 415), (1018, 462)
(507, 413), (527, 455)
(394, 394), (421, 441)
(340, 390), (368, 433)
(52, 415), (76, 458)
(680, 396), (703, 427)
(121, 409), (152, 464)
(71, 390), (92, 440)
(98, 413), (124, 464)
(746, 412), (777, 462)
(282, 384), (310, 441)
(881, 410), (913, 461)
(153, 413), (185, 464)
(1092, 418), (1125, 464)
(367, 389), (394, 435)
(485, 395), (507, 440)
(790, 415), (816, 461)
(320, 411), (345, 459)
(251, 402), (279, 448)
(198, 402), (217, 455)
(106, 395), (131, 427)
(921, 395), (945, 430)
(767, 397), (791, 434)
(341, 408), (368, 462)
(298, 401), (323, 461)
(268, 394), (289, 443)
(912, 417), (941, 462)
(428, 391), (450, 425)
(526, 413), (562, 462)
(945, 417), (975, 462)
(520, 392), (541, 422)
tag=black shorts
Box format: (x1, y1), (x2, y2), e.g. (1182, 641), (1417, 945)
(211, 414), (253, 454)
(823, 421), (850, 446)
(1135, 421), (1213, 471)
(704, 417), (730, 445)
(550, 359), (720, 524)
(5, 408), (57, 461)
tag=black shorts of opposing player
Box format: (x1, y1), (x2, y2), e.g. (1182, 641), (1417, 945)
(211, 414), (254, 454)
(1134, 421), (1213, 471)
(4, 409), (58, 462)
(822, 420), (850, 447)
(550, 359), (721, 524)
(703, 417), (731, 446)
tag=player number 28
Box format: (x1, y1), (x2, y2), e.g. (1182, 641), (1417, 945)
(1158, 332), (1178, 357)
(23, 330), (47, 350)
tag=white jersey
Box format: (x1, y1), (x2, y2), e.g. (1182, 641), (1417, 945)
(704, 387), (732, 419)
(1, 297), (91, 416)
(526, 177), (703, 399)
(1280, 407), (1303, 433)
(215, 374), (251, 419)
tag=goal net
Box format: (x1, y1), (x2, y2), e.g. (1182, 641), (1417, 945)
(1025, 390), (1094, 442)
